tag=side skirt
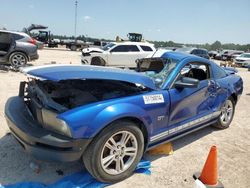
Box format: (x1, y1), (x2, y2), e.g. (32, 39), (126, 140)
(146, 119), (217, 151)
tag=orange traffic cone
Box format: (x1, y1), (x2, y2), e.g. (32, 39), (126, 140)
(193, 146), (224, 188)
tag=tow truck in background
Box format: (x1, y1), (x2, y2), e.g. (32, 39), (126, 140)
(23, 24), (89, 51)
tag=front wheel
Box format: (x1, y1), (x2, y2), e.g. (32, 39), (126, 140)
(212, 97), (235, 129)
(83, 121), (144, 183)
(91, 57), (106, 66)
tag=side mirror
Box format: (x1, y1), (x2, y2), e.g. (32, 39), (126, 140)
(174, 77), (199, 88)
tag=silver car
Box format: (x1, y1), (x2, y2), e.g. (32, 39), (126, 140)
(0, 30), (39, 68)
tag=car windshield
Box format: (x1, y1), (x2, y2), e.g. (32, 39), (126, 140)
(102, 43), (116, 51)
(240, 53), (250, 58)
(146, 57), (180, 88)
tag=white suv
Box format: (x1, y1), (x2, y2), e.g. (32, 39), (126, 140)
(81, 41), (156, 68)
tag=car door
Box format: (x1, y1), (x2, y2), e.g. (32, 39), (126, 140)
(108, 45), (145, 68)
(168, 62), (218, 131)
(0, 32), (13, 59)
(107, 45), (128, 67)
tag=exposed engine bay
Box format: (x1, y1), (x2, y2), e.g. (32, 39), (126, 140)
(24, 79), (149, 113)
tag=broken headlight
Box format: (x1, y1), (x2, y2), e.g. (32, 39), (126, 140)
(41, 109), (72, 137)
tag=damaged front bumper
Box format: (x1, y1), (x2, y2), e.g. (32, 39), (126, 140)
(4, 96), (92, 162)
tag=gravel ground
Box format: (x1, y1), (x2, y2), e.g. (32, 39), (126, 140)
(0, 48), (249, 188)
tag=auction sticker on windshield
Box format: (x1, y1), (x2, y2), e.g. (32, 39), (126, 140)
(143, 94), (164, 104)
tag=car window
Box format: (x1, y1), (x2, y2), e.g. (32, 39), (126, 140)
(191, 49), (198, 54)
(111, 45), (139, 52)
(213, 64), (227, 79)
(13, 33), (24, 41)
(140, 45), (153, 51)
(180, 62), (210, 81)
(0, 32), (11, 43)
(111, 45), (128, 52)
(127, 45), (140, 52)
(102, 43), (116, 51)
(147, 57), (180, 88)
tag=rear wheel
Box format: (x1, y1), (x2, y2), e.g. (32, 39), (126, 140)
(83, 121), (144, 183)
(9, 52), (28, 68)
(213, 97), (235, 129)
(91, 57), (106, 66)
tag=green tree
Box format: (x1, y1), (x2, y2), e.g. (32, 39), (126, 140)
(210, 41), (222, 50)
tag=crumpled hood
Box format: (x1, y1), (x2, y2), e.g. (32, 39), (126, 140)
(82, 47), (104, 54)
(23, 65), (157, 89)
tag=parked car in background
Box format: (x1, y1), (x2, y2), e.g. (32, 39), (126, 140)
(208, 50), (219, 59)
(5, 52), (242, 183)
(81, 41), (156, 68)
(175, 47), (210, 59)
(221, 50), (244, 61)
(234, 53), (250, 67)
(0, 30), (38, 68)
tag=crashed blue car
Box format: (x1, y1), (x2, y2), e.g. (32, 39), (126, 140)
(5, 52), (243, 183)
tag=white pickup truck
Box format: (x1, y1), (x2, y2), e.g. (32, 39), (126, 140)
(81, 41), (156, 68)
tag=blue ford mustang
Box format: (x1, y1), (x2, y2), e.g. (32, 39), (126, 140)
(5, 52), (243, 183)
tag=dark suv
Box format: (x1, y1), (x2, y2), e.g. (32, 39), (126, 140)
(175, 47), (210, 59)
(0, 30), (39, 68)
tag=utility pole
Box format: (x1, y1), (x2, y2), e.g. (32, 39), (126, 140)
(74, 0), (78, 40)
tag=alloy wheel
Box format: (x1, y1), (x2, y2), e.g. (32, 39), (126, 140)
(220, 99), (234, 125)
(11, 54), (26, 67)
(101, 131), (138, 175)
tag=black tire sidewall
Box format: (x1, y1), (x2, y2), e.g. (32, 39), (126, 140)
(83, 121), (144, 183)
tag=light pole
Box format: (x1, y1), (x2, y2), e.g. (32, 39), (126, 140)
(74, 0), (78, 40)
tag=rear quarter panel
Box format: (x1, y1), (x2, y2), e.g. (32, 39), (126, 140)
(215, 74), (243, 110)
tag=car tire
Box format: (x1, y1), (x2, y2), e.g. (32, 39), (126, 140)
(9, 52), (28, 68)
(70, 45), (77, 51)
(83, 120), (144, 183)
(91, 57), (106, 66)
(212, 97), (235, 129)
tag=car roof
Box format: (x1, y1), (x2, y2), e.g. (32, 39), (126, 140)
(161, 51), (192, 61)
(111, 41), (154, 46)
(161, 51), (211, 64)
(0, 29), (30, 37)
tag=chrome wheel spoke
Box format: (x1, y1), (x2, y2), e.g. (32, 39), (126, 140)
(227, 108), (232, 114)
(109, 137), (117, 147)
(120, 158), (125, 171)
(105, 142), (115, 150)
(102, 155), (115, 168)
(115, 158), (122, 172)
(124, 147), (137, 156)
(120, 132), (130, 145)
(224, 113), (229, 122)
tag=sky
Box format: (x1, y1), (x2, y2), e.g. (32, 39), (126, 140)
(1, 0), (250, 44)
